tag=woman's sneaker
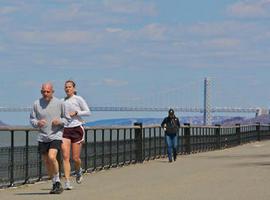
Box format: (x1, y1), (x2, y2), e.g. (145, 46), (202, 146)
(64, 181), (73, 190)
(76, 168), (83, 184)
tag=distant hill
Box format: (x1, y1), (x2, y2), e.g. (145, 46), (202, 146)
(219, 116), (246, 125)
(222, 114), (270, 125)
(85, 118), (162, 126)
(1, 115), (266, 127)
(0, 120), (7, 126)
(84, 116), (245, 126)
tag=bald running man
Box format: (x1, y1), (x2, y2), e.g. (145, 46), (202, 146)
(30, 82), (68, 194)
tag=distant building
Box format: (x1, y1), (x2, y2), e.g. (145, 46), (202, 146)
(255, 108), (269, 117)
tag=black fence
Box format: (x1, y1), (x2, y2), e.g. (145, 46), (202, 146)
(0, 123), (270, 188)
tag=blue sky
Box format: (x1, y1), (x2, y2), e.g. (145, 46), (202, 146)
(1, 0), (270, 125)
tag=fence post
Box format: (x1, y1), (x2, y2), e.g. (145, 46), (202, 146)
(134, 122), (143, 163)
(25, 130), (30, 184)
(236, 124), (241, 145)
(93, 129), (97, 169)
(215, 124), (221, 149)
(9, 130), (15, 187)
(38, 149), (42, 181)
(256, 122), (261, 141)
(84, 129), (88, 171)
(268, 123), (270, 138)
(184, 123), (191, 154)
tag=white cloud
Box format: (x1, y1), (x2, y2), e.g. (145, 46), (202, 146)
(44, 3), (86, 21)
(186, 21), (259, 37)
(4, 17), (270, 71)
(227, 0), (270, 18)
(139, 23), (167, 40)
(107, 23), (168, 42)
(204, 38), (241, 49)
(42, 1), (156, 26)
(0, 6), (18, 15)
(2, 1), (270, 71)
(21, 80), (39, 88)
(106, 28), (123, 33)
(0, 44), (5, 51)
(12, 30), (101, 44)
(255, 30), (270, 41)
(102, 79), (128, 87)
(103, 0), (157, 16)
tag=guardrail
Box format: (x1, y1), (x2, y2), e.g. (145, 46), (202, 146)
(0, 123), (270, 188)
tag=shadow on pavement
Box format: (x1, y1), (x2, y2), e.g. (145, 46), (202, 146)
(228, 162), (270, 167)
(202, 154), (270, 159)
(15, 192), (50, 196)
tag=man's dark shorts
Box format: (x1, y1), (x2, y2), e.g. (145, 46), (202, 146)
(38, 140), (62, 155)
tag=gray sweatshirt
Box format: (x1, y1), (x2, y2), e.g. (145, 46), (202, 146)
(30, 97), (69, 142)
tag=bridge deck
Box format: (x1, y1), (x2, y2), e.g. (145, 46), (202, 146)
(1, 140), (270, 200)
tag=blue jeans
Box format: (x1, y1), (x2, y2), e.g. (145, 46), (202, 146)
(165, 134), (178, 161)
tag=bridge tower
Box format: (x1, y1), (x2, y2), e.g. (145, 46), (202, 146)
(204, 77), (212, 125)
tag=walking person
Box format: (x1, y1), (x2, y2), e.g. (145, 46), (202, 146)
(161, 108), (180, 162)
(61, 80), (91, 190)
(30, 82), (68, 194)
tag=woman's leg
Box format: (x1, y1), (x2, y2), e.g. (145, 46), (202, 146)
(71, 142), (82, 171)
(72, 142), (83, 183)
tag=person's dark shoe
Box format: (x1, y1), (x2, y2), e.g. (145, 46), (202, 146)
(169, 158), (173, 163)
(173, 150), (177, 161)
(49, 183), (56, 194)
(50, 182), (63, 194)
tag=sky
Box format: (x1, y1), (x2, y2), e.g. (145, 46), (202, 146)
(1, 0), (270, 125)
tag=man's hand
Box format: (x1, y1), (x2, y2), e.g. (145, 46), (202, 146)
(37, 119), (47, 128)
(52, 118), (62, 126)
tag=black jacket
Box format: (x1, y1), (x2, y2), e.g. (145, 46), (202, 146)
(161, 116), (180, 134)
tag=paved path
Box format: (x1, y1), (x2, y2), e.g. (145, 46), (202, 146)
(1, 140), (270, 200)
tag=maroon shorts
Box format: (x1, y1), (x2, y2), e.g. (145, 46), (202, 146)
(63, 125), (85, 143)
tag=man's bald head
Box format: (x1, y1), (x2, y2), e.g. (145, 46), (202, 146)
(41, 82), (54, 102)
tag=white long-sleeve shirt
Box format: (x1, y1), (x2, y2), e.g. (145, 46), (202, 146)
(63, 95), (91, 128)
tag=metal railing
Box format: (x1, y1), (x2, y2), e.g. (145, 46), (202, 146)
(1, 123), (270, 188)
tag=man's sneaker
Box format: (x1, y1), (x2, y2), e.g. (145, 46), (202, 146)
(49, 183), (56, 194)
(50, 182), (63, 194)
(64, 181), (73, 190)
(76, 168), (83, 184)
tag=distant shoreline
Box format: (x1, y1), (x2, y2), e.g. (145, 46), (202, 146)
(1, 114), (269, 127)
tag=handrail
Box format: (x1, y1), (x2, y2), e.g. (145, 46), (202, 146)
(1, 123), (270, 188)
(0, 123), (268, 131)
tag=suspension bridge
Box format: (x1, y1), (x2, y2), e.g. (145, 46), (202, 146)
(0, 106), (260, 113)
(0, 78), (268, 125)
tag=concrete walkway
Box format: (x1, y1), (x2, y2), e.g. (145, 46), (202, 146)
(1, 140), (270, 200)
